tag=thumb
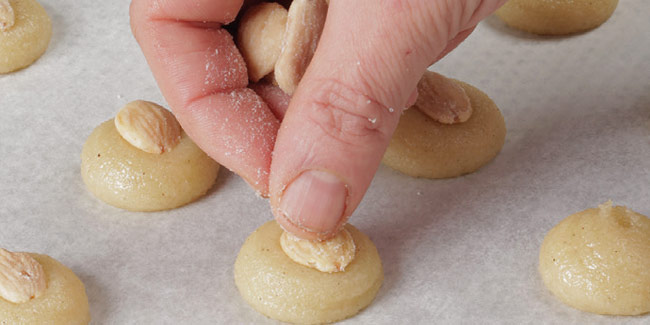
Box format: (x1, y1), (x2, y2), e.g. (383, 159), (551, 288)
(270, 0), (501, 240)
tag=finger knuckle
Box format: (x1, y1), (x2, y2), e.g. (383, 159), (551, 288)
(304, 78), (396, 147)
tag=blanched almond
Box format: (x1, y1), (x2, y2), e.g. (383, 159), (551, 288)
(274, 0), (328, 95)
(237, 2), (288, 82)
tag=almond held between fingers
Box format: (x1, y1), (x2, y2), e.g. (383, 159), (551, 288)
(238, 2), (288, 82)
(414, 71), (473, 124)
(274, 0), (328, 95)
(114, 100), (182, 154)
(0, 248), (47, 304)
(280, 227), (356, 273)
(0, 0), (15, 31)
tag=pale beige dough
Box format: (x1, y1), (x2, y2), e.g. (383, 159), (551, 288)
(0, 0), (52, 74)
(81, 120), (219, 212)
(234, 221), (383, 324)
(0, 254), (90, 324)
(383, 81), (506, 178)
(495, 0), (619, 35)
(539, 202), (650, 315)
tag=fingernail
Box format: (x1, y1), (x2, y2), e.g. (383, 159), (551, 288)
(279, 170), (348, 235)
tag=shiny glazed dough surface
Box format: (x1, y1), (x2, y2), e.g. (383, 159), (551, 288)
(495, 0), (619, 35)
(234, 221), (384, 324)
(0, 0), (52, 73)
(382, 81), (506, 179)
(0, 254), (90, 324)
(539, 204), (650, 315)
(81, 120), (220, 211)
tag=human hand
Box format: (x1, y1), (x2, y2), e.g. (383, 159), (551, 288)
(130, 0), (506, 240)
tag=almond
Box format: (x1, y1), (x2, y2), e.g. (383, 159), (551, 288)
(274, 0), (328, 95)
(0, 248), (47, 304)
(280, 227), (356, 273)
(414, 71), (473, 124)
(0, 0), (15, 31)
(114, 100), (182, 154)
(238, 2), (288, 82)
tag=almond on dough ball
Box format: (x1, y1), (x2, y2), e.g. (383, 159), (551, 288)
(0, 0), (52, 73)
(0, 249), (91, 324)
(81, 101), (220, 212)
(383, 77), (506, 178)
(234, 221), (383, 324)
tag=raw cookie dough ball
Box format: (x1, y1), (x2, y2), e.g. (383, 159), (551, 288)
(539, 201), (650, 315)
(81, 101), (220, 211)
(495, 0), (619, 35)
(0, 251), (91, 324)
(383, 80), (506, 178)
(0, 0), (52, 73)
(234, 221), (384, 324)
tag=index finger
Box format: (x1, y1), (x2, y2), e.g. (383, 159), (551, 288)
(130, 0), (280, 195)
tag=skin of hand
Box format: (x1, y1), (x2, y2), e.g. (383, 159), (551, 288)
(130, 0), (507, 240)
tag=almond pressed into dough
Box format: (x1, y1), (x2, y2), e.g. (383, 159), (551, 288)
(81, 119), (219, 212)
(383, 80), (506, 178)
(0, 0), (52, 73)
(0, 253), (90, 324)
(234, 221), (383, 324)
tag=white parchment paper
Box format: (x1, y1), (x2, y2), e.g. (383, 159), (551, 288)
(1, 1), (649, 324)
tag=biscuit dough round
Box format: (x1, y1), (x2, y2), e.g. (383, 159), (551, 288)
(495, 0), (619, 35)
(539, 202), (650, 315)
(0, 0), (52, 74)
(234, 221), (383, 324)
(383, 81), (506, 178)
(0, 254), (90, 324)
(81, 120), (220, 211)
